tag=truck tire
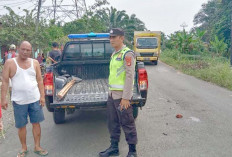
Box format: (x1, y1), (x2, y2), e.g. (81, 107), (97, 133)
(53, 109), (65, 124)
(152, 60), (158, 65)
(133, 107), (139, 119)
(45, 96), (54, 112)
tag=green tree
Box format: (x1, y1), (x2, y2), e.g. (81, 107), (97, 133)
(0, 7), (64, 52)
(210, 35), (228, 56)
(193, 0), (231, 53)
(94, 6), (146, 45)
(170, 31), (194, 54)
(192, 28), (207, 53)
(63, 14), (107, 35)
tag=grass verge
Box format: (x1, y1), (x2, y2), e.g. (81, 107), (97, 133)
(161, 49), (232, 90)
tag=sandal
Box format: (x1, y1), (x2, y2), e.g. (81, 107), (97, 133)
(17, 150), (28, 157)
(34, 149), (48, 156)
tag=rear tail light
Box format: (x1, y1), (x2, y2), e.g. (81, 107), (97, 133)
(43, 72), (54, 96)
(138, 68), (148, 91)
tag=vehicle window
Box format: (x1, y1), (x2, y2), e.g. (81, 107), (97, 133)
(81, 43), (92, 58)
(93, 43), (104, 58)
(64, 44), (81, 59)
(63, 41), (114, 60)
(105, 43), (114, 58)
(137, 37), (158, 49)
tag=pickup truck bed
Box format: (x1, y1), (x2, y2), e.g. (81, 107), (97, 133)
(53, 78), (143, 106)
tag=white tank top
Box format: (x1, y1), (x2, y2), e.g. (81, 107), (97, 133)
(11, 58), (40, 105)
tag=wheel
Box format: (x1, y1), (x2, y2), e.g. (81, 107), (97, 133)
(152, 60), (158, 65)
(141, 91), (147, 105)
(141, 91), (147, 99)
(133, 107), (139, 119)
(53, 109), (65, 124)
(45, 96), (54, 112)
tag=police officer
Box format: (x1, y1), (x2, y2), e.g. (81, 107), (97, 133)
(99, 28), (137, 157)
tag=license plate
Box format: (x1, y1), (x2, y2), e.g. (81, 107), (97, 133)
(144, 57), (150, 60)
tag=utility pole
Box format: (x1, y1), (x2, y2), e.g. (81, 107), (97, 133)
(180, 22), (188, 32)
(41, 0), (87, 22)
(75, 0), (79, 18)
(35, 0), (42, 32)
(54, 0), (57, 22)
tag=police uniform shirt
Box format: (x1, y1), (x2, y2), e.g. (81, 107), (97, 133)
(109, 45), (135, 100)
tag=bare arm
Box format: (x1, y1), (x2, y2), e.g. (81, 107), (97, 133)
(34, 60), (45, 106)
(1, 60), (11, 110)
(48, 56), (57, 64)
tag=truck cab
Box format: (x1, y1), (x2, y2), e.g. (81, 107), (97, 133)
(133, 31), (161, 65)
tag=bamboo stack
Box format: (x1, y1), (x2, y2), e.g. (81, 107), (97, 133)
(57, 79), (76, 99)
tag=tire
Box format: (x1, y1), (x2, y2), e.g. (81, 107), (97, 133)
(45, 96), (54, 112)
(141, 91), (147, 105)
(152, 60), (158, 65)
(133, 107), (139, 119)
(141, 91), (147, 99)
(53, 109), (65, 124)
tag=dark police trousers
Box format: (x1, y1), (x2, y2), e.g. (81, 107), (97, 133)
(107, 95), (138, 144)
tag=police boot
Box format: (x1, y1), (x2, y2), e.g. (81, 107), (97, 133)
(99, 141), (119, 157)
(127, 144), (137, 157)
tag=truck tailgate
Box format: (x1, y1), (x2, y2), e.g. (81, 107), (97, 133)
(52, 79), (145, 107)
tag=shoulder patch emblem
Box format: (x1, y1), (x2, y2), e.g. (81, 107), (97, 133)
(125, 56), (132, 66)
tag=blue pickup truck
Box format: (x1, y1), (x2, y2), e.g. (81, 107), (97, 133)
(43, 33), (148, 124)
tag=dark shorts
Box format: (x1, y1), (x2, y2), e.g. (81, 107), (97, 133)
(13, 101), (45, 128)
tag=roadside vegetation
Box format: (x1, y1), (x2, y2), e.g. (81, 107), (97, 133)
(161, 0), (232, 90)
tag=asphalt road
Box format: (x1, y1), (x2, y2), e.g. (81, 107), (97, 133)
(1, 62), (232, 157)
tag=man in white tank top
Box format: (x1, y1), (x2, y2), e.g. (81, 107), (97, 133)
(1, 41), (48, 157)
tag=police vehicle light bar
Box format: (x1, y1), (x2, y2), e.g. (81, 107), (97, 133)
(68, 32), (110, 39)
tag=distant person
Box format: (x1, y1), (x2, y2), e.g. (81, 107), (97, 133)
(37, 52), (43, 64)
(1, 41), (48, 157)
(7, 44), (17, 60)
(42, 53), (46, 63)
(7, 44), (17, 94)
(48, 42), (61, 64)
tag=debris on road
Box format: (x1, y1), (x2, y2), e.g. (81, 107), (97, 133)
(162, 133), (168, 136)
(176, 114), (183, 118)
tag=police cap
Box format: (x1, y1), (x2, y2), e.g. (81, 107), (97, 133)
(109, 28), (125, 36)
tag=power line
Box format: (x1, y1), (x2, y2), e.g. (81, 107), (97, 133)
(0, 0), (30, 7)
(1, 0), (88, 23)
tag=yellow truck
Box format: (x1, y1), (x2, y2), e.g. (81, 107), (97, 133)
(133, 31), (161, 65)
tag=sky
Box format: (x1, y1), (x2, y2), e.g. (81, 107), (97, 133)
(0, 0), (209, 35)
